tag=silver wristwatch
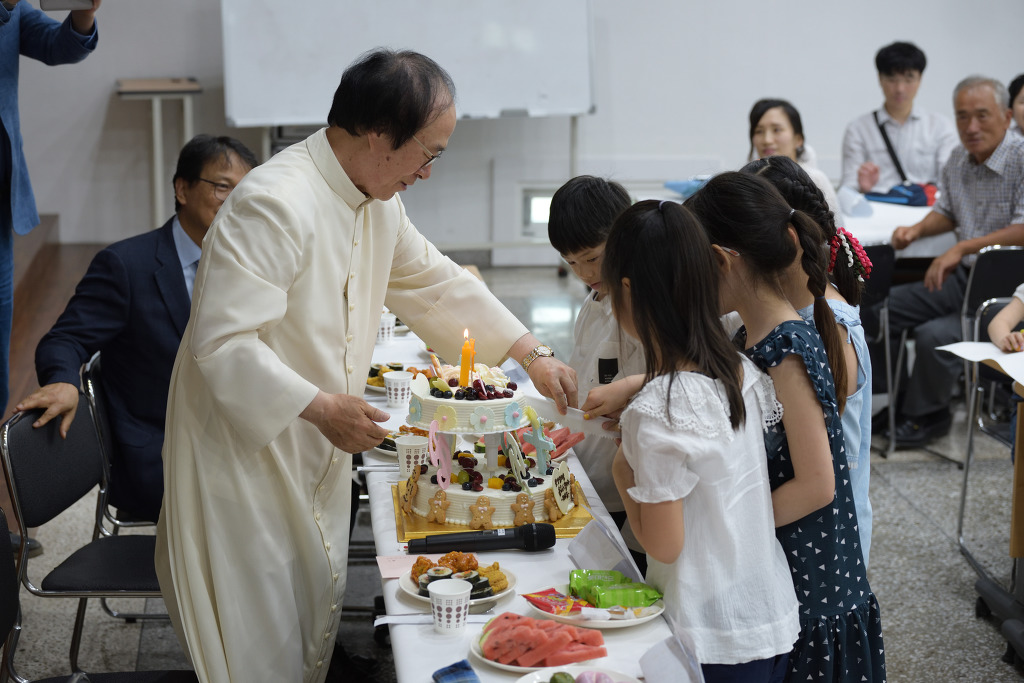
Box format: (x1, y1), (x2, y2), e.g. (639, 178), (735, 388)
(521, 344), (554, 372)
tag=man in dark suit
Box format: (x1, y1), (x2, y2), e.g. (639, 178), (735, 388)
(16, 135), (257, 522)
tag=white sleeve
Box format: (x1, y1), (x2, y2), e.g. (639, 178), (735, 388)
(620, 408), (699, 504)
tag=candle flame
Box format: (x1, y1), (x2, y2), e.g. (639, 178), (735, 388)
(464, 329), (469, 340)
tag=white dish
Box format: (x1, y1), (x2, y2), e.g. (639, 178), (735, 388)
(365, 383), (386, 394)
(398, 568), (516, 607)
(372, 445), (397, 458)
(514, 665), (641, 683)
(526, 585), (665, 629)
(394, 323), (410, 335)
(469, 635), (605, 674)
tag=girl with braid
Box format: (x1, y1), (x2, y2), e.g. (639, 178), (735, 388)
(742, 155), (876, 569)
(686, 172), (886, 683)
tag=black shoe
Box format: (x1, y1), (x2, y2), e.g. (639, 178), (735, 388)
(893, 410), (952, 448)
(9, 533), (43, 558)
(326, 643), (378, 682)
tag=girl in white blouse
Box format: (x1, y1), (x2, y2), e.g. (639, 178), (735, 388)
(605, 199), (799, 681)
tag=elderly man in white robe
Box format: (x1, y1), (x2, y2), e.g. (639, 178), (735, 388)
(154, 49), (578, 683)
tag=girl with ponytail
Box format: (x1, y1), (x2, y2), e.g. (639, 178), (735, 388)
(604, 200), (799, 681)
(742, 155), (876, 569)
(686, 172), (885, 683)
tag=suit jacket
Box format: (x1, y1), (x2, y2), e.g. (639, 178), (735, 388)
(36, 219), (190, 521)
(0, 2), (96, 235)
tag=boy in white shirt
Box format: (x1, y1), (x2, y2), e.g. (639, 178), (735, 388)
(547, 176), (647, 570)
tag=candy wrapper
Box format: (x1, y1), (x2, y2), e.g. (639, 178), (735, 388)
(569, 569), (631, 604)
(591, 582), (662, 609)
(521, 587), (589, 616)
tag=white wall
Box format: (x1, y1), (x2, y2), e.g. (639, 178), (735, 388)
(17, 0), (1024, 253)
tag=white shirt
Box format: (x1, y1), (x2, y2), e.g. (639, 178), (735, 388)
(155, 128), (528, 682)
(619, 356), (800, 665)
(567, 291), (645, 512)
(170, 215), (201, 301)
(840, 105), (958, 193)
(1013, 282), (1024, 305)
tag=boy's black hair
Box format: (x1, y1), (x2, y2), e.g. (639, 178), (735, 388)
(875, 42), (926, 77)
(548, 176), (631, 255)
(1009, 74), (1024, 107)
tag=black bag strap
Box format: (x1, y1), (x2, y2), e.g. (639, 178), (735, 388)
(873, 110), (908, 183)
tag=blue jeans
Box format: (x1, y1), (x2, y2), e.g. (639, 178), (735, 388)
(701, 653), (790, 683)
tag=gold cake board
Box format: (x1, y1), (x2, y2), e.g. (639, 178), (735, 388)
(391, 480), (593, 542)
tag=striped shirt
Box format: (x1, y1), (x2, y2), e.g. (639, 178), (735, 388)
(934, 133), (1024, 265)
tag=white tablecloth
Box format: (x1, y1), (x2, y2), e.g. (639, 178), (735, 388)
(361, 332), (671, 681)
(843, 201), (955, 258)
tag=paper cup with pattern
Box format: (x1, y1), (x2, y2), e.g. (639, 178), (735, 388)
(383, 370), (413, 409)
(377, 312), (397, 345)
(396, 434), (430, 478)
(427, 579), (472, 635)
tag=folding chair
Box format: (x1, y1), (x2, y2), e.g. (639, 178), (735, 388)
(79, 354), (163, 625)
(860, 243), (896, 455)
(0, 401), (165, 680)
(0, 513), (196, 683)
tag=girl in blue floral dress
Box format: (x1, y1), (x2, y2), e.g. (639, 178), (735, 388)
(687, 172), (886, 683)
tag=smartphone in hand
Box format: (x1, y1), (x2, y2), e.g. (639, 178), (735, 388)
(39, 0), (93, 10)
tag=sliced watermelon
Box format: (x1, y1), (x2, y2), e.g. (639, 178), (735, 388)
(572, 627), (605, 647)
(543, 642), (608, 667)
(552, 431), (586, 458)
(497, 626), (541, 665)
(515, 629), (574, 668)
(547, 426), (572, 443)
(482, 611), (529, 633)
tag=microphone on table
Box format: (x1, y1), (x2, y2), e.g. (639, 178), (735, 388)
(408, 523), (556, 554)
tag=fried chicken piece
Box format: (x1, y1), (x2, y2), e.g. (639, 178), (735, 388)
(437, 551), (478, 573)
(477, 562), (508, 593)
(410, 556), (436, 583)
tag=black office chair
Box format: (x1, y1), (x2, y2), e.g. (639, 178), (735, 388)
(0, 401), (168, 681)
(79, 354), (165, 625)
(0, 512), (195, 683)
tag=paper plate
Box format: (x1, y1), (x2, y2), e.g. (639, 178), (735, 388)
(372, 445), (398, 458)
(525, 585), (664, 629)
(468, 635), (605, 674)
(365, 383), (386, 394)
(398, 568), (516, 607)
(514, 666), (640, 683)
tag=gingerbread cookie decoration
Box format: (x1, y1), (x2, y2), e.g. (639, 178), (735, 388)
(426, 489), (450, 525)
(401, 469), (420, 514)
(569, 473), (582, 506)
(469, 495), (495, 530)
(544, 488), (563, 522)
(511, 492), (535, 526)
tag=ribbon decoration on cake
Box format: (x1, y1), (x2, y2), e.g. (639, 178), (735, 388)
(428, 419), (453, 489)
(522, 406), (556, 474)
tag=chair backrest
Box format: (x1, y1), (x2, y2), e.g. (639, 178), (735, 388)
(860, 243), (896, 309)
(962, 245), (1024, 319)
(1, 402), (104, 530)
(82, 352), (115, 477)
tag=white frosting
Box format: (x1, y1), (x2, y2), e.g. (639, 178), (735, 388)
(412, 475), (569, 527)
(407, 386), (529, 434)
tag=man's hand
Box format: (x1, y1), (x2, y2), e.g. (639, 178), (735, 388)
(891, 223), (921, 250)
(70, 0), (100, 34)
(923, 246), (963, 292)
(527, 357), (577, 415)
(300, 391), (390, 454)
(15, 382), (79, 438)
(857, 162), (880, 193)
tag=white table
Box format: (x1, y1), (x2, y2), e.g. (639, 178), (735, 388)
(360, 332), (671, 681)
(843, 201), (955, 258)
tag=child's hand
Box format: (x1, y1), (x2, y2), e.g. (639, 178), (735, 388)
(582, 374), (644, 419)
(996, 331), (1024, 353)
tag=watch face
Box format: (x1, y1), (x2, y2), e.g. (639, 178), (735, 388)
(536, 345), (553, 357)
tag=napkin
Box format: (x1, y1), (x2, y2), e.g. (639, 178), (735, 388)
(432, 659), (481, 683)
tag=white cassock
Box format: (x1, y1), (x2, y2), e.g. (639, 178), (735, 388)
(155, 128), (528, 682)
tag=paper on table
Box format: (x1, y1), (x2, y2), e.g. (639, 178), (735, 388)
(377, 553), (444, 579)
(937, 342), (1024, 385)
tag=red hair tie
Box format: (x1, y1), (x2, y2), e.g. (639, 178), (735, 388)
(829, 227), (873, 282)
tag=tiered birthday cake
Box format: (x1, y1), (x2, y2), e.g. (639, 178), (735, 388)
(399, 354), (578, 529)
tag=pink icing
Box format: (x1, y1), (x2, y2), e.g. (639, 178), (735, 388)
(428, 420), (452, 489)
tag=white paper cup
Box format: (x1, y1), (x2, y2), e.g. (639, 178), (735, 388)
(396, 434), (430, 478)
(377, 312), (397, 345)
(383, 370), (413, 408)
(428, 579), (472, 635)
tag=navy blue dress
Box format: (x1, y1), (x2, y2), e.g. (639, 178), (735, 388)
(745, 320), (886, 683)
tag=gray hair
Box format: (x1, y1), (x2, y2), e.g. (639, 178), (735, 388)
(954, 75), (1010, 110)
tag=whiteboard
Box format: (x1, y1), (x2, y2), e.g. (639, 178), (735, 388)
(221, 1), (593, 127)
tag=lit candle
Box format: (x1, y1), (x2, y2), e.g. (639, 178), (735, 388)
(459, 329), (474, 387)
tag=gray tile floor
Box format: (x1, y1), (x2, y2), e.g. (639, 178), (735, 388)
(8, 265), (1024, 681)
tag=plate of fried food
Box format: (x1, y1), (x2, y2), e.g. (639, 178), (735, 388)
(401, 552), (515, 606)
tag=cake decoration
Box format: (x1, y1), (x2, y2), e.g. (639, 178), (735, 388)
(426, 490), (450, 524)
(402, 469), (420, 514)
(552, 462), (574, 515)
(544, 489), (563, 522)
(428, 420), (453, 489)
(521, 405), (556, 475)
(470, 496), (495, 530)
(511, 492), (535, 526)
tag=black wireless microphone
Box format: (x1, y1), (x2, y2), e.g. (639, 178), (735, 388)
(407, 523), (557, 554)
